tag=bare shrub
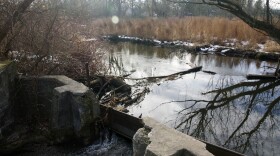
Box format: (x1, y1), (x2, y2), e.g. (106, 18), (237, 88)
(1, 1), (106, 77)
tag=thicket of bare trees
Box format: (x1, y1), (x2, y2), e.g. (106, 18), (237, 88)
(0, 0), (104, 77)
(0, 0), (280, 76)
(59, 0), (232, 18)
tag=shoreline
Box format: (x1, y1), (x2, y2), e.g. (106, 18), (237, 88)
(103, 35), (280, 62)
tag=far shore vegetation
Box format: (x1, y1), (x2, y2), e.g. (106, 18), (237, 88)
(1, 0), (280, 76)
(92, 16), (280, 52)
(92, 17), (280, 52)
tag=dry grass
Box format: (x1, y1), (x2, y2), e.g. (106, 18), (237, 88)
(91, 17), (280, 52)
(264, 40), (280, 52)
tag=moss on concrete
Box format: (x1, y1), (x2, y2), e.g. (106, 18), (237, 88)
(0, 60), (12, 70)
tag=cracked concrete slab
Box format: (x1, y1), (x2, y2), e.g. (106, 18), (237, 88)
(133, 117), (213, 156)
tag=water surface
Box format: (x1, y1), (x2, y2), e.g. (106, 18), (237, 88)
(106, 42), (280, 155)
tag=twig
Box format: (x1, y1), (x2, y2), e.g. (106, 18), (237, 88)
(85, 62), (90, 86)
(274, 58), (280, 76)
(125, 66), (202, 80)
(47, 64), (60, 75)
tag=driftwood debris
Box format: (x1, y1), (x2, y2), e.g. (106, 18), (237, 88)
(89, 76), (131, 98)
(202, 70), (216, 75)
(96, 67), (203, 111)
(247, 61), (280, 80)
(246, 74), (278, 80)
(125, 66), (202, 81)
(79, 66), (202, 112)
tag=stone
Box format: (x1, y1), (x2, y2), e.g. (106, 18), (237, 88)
(50, 76), (100, 144)
(0, 63), (101, 153)
(15, 75), (100, 144)
(133, 128), (151, 156)
(0, 61), (16, 139)
(133, 117), (214, 156)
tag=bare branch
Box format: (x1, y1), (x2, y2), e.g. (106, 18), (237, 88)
(167, 0), (280, 43)
(0, 0), (35, 47)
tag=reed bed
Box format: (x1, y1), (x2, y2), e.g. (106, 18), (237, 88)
(91, 17), (280, 52)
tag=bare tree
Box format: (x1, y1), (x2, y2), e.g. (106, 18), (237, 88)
(167, 0), (280, 43)
(0, 0), (104, 76)
(266, 0), (271, 24)
(0, 0), (35, 46)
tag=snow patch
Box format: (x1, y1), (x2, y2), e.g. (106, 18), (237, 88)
(210, 44), (220, 48)
(241, 41), (249, 46)
(183, 42), (194, 46)
(257, 44), (265, 52)
(221, 49), (230, 53)
(153, 39), (161, 44)
(82, 38), (97, 42)
(200, 48), (208, 52)
(208, 47), (216, 52)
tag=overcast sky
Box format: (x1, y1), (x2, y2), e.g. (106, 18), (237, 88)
(263, 0), (279, 9)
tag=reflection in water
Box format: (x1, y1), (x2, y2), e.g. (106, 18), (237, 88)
(107, 43), (273, 77)
(105, 42), (279, 155)
(175, 79), (280, 155)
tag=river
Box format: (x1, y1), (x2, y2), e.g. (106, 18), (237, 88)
(105, 42), (280, 156)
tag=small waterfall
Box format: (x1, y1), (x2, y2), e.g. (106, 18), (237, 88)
(72, 129), (133, 156)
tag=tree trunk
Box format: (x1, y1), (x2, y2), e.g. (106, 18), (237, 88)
(266, 0), (271, 24)
(0, 0), (35, 45)
(131, 0), (134, 17)
(118, 0), (122, 16)
(168, 0), (280, 44)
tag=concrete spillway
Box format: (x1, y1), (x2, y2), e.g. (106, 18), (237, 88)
(0, 60), (243, 156)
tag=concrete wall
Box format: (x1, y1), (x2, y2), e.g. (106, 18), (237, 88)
(133, 117), (214, 156)
(0, 61), (16, 139)
(0, 61), (101, 153)
(16, 75), (100, 144)
(0, 60), (213, 155)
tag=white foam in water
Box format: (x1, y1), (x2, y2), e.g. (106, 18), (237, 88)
(73, 129), (133, 156)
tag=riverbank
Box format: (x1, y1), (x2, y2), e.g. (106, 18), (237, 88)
(91, 17), (280, 53)
(103, 35), (280, 62)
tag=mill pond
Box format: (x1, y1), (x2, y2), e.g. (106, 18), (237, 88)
(104, 42), (280, 156)
(2, 1), (280, 155)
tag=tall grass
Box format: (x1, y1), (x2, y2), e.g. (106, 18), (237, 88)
(92, 17), (270, 47)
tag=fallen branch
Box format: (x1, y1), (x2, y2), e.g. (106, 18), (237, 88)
(125, 66), (202, 80)
(246, 74), (277, 80)
(202, 70), (216, 75)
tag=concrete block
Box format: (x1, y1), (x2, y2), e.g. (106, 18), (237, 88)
(0, 61), (16, 138)
(49, 76), (100, 143)
(133, 117), (213, 156)
(16, 75), (100, 144)
(133, 128), (151, 156)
